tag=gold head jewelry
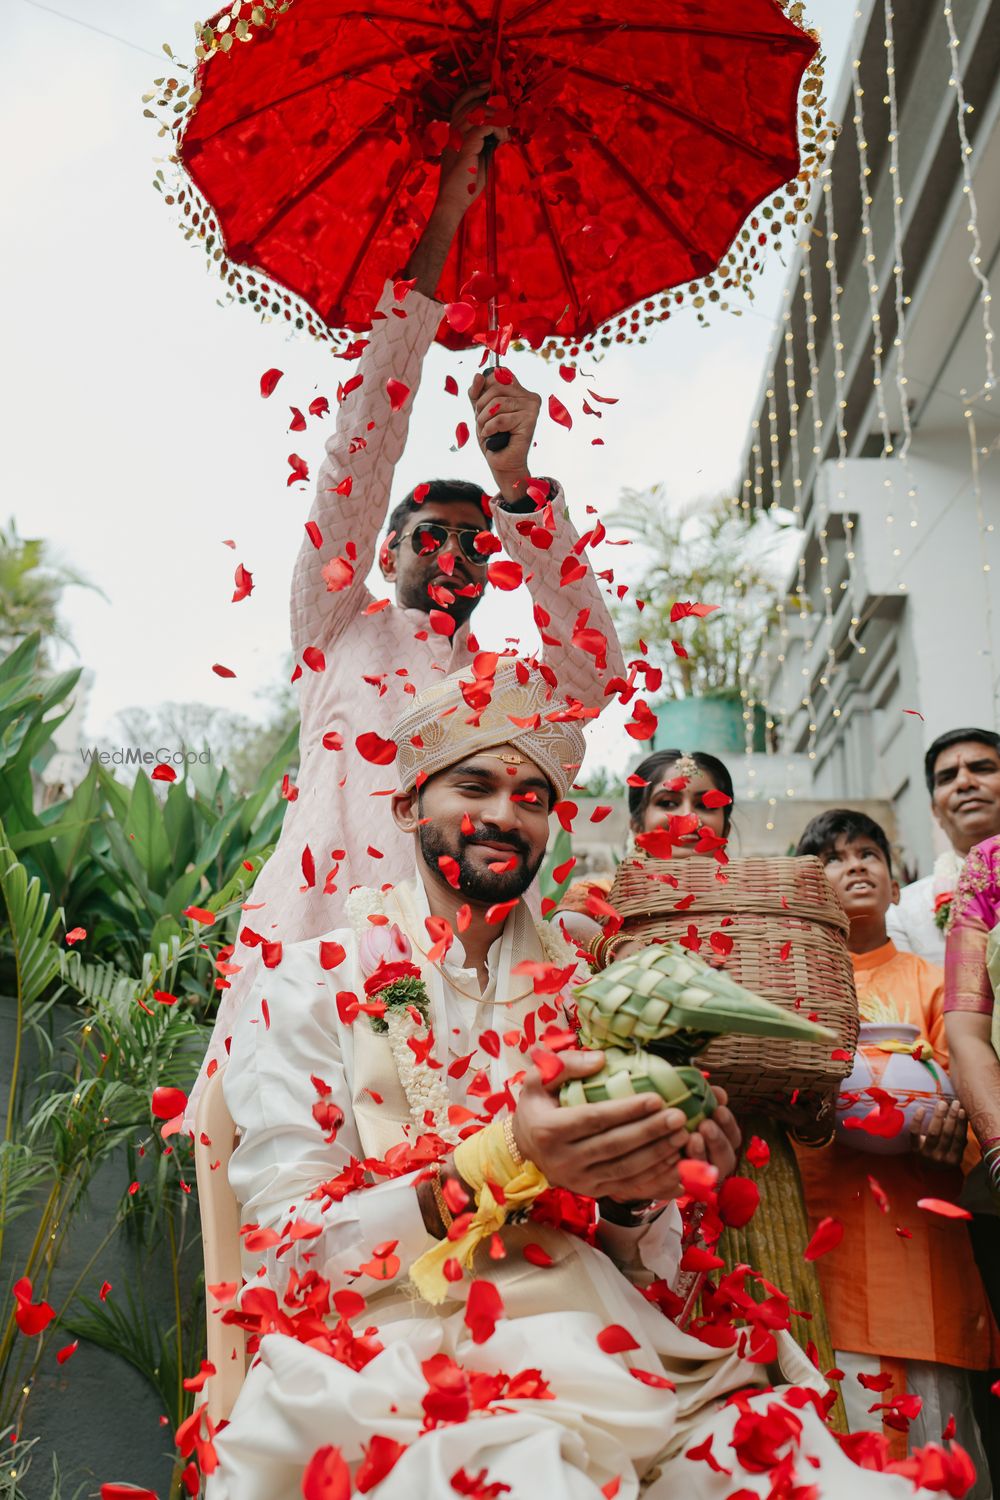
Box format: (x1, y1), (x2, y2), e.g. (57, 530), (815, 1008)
(671, 753), (698, 781)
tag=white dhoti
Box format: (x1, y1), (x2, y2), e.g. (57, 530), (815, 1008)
(208, 891), (951, 1500)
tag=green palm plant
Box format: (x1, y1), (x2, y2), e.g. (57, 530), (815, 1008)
(0, 520), (100, 669)
(608, 490), (797, 698)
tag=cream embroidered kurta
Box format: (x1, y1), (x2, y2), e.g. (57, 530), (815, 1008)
(188, 280), (625, 1127)
(209, 884), (935, 1500)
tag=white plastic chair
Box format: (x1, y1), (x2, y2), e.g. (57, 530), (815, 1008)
(193, 1067), (247, 1422)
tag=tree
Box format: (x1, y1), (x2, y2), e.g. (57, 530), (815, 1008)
(0, 518), (100, 668)
(608, 489), (798, 699)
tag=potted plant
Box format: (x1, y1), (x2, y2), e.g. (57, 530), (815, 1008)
(609, 489), (797, 755)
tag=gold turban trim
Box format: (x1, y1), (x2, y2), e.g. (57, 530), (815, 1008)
(391, 658), (587, 801)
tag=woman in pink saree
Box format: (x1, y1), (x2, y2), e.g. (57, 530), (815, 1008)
(943, 834), (1000, 1346)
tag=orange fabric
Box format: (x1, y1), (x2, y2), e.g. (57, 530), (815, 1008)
(793, 942), (998, 1370)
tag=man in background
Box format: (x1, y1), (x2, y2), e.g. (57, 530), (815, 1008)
(888, 728), (1000, 963)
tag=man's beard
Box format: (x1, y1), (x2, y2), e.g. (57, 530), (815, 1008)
(418, 821), (545, 904)
(397, 568), (482, 626)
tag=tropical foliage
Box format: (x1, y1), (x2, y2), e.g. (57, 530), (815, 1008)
(609, 490), (798, 699)
(0, 634), (297, 1499)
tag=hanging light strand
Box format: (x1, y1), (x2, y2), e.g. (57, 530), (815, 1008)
(943, 2), (996, 399)
(820, 164), (864, 655)
(882, 0), (919, 531)
(800, 250), (842, 733)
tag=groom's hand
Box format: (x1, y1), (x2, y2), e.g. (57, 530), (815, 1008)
(512, 1051), (691, 1204)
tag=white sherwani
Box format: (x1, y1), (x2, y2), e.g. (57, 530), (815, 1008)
(210, 882), (933, 1500)
(187, 278), (624, 1129)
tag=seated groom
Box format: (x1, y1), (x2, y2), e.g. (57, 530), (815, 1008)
(187, 91), (624, 1129)
(207, 661), (950, 1500)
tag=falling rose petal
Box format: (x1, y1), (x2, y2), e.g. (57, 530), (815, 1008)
(65, 926), (87, 945)
(701, 790), (732, 808)
(151, 764), (176, 783)
(182, 905), (216, 926)
(438, 855), (462, 890)
(465, 1279), (504, 1344)
(320, 941), (347, 970)
(309, 395), (330, 418)
(12, 1277), (55, 1336)
(386, 378), (410, 412)
(597, 1324), (640, 1355)
(305, 520), (323, 549)
(101, 1488), (161, 1500)
(745, 1136), (771, 1169)
(230, 562), (254, 602)
(530, 1046), (565, 1085)
(355, 1435), (407, 1493)
(488, 560), (524, 591)
(718, 1176), (760, 1229)
(444, 302), (476, 333)
(259, 367), (283, 397)
(547, 394), (573, 430)
(55, 1339), (79, 1365)
(678, 1159), (718, 1203)
(302, 646), (326, 673)
(630, 1368), (676, 1390)
(322, 731), (343, 751)
(288, 406), (306, 431)
(355, 732), (397, 766)
(211, 663), (236, 679)
(916, 1197), (972, 1221)
(182, 1359), (217, 1392)
(99, 1280), (112, 1301)
(322, 556), (355, 592)
(804, 1216), (844, 1260)
(301, 1444), (352, 1500)
(430, 609), (455, 637)
(867, 1175), (890, 1214)
(523, 1243), (554, 1267)
(454, 421), (470, 449)
(444, 374), (459, 396)
(287, 453), (309, 486)
(152, 1086), (188, 1120)
(359, 1241), (401, 1280)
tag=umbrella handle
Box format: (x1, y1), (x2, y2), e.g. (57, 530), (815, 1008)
(481, 135), (510, 453)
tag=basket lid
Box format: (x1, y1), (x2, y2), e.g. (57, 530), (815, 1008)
(607, 855), (849, 937)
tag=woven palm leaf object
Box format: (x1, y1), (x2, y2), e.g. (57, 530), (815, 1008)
(563, 944), (834, 1125)
(559, 1046), (715, 1126)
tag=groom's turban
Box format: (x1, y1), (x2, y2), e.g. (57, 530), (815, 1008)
(392, 657), (588, 800)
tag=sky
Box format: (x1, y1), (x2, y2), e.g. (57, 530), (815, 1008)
(2, 0), (857, 775)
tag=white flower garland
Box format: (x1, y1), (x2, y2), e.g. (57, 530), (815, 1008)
(346, 885), (581, 1141)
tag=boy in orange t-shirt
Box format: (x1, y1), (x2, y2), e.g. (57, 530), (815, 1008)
(795, 810), (994, 1491)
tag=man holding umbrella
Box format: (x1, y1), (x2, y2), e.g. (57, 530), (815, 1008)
(186, 95), (624, 1126)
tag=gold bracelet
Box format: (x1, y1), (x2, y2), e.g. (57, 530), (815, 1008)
(430, 1165), (454, 1237)
(503, 1114), (524, 1167)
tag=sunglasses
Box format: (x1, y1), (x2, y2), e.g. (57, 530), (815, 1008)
(392, 522), (488, 565)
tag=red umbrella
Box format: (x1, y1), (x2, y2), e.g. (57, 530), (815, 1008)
(178, 1), (818, 352)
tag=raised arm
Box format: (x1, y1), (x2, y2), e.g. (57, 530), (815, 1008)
(289, 91), (509, 658)
(468, 366), (626, 710)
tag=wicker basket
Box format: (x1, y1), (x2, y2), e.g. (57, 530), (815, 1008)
(603, 855), (859, 1134)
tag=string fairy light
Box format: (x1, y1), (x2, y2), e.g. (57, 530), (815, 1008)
(881, 0), (919, 528)
(819, 162), (865, 656)
(800, 249), (842, 738)
(942, 1), (996, 400)
(850, 8), (910, 596)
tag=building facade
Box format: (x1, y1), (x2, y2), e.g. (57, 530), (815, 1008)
(745, 0), (1000, 873)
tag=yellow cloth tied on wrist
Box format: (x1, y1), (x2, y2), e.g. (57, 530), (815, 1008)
(870, 1036), (934, 1062)
(410, 1120), (548, 1305)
